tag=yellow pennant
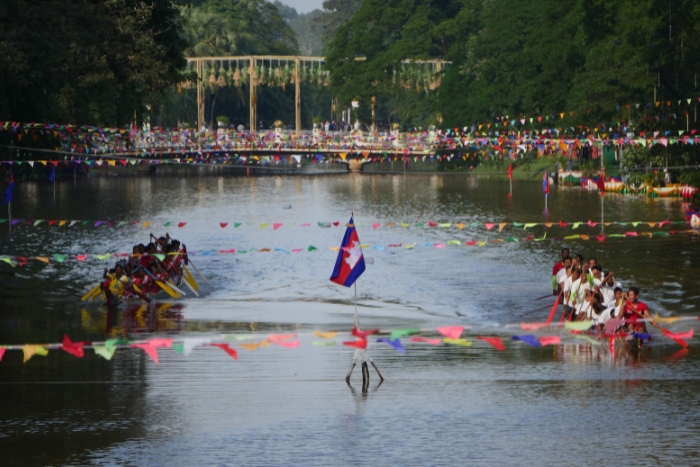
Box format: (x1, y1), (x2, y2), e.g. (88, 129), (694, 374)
(59, 220), (67, 226)
(23, 345), (49, 363)
(654, 313), (680, 324)
(313, 331), (338, 340)
(35, 256), (50, 264)
(498, 222), (508, 232)
(456, 223), (466, 230)
(142, 221), (150, 228)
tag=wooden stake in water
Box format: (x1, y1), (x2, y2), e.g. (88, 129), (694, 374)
(510, 178), (512, 195)
(545, 193), (548, 210)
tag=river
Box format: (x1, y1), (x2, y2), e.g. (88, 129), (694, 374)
(1, 173), (699, 466)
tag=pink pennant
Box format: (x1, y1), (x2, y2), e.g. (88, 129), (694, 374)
(273, 339), (299, 348)
(434, 243), (446, 249)
(268, 334), (297, 343)
(219, 248), (236, 254)
(205, 343), (238, 360)
(662, 329), (694, 340)
(178, 222), (187, 228)
(658, 220), (671, 227)
(669, 230), (678, 235)
(520, 322), (549, 331)
(477, 336), (505, 351)
(587, 221), (597, 227)
(131, 343), (159, 363)
(0, 348), (5, 361)
(485, 223), (495, 231)
(596, 235), (606, 242)
(343, 338), (367, 349)
(273, 223), (283, 230)
(292, 248), (303, 253)
(76, 254), (88, 261)
(428, 221), (437, 227)
(352, 327), (379, 338)
(148, 338), (172, 348)
(388, 243), (402, 247)
(372, 223), (381, 229)
(410, 337), (441, 345)
(301, 223), (311, 227)
(539, 336), (561, 346)
(220, 223), (228, 228)
(60, 334), (85, 358)
(625, 231), (638, 237)
(437, 326), (464, 339)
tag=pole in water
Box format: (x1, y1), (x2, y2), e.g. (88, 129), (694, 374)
(353, 282), (359, 328)
(509, 179), (512, 195)
(545, 193), (547, 210)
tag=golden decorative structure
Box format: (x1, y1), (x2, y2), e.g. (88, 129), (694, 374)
(188, 56), (447, 131)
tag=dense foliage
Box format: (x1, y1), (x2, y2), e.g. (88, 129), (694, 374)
(0, 0), (187, 126)
(326, 0), (700, 131)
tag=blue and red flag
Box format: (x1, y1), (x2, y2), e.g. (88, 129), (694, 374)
(2, 173), (14, 205)
(542, 170), (550, 196)
(330, 216), (366, 287)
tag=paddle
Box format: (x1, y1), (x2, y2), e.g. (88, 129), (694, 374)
(520, 302), (556, 317)
(183, 266), (199, 291)
(534, 293), (556, 301)
(546, 291), (563, 325)
(139, 266), (180, 299)
(166, 279), (187, 297)
(181, 274), (199, 297)
(187, 259), (211, 286)
(81, 284), (102, 301)
(126, 283), (152, 304)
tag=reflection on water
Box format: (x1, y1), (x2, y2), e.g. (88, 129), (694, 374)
(1, 174), (700, 466)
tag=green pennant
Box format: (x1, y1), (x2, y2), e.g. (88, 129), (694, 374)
(415, 223), (424, 227)
(164, 222), (172, 227)
(234, 223), (242, 228)
(172, 343), (184, 354)
(308, 245), (318, 251)
(53, 254), (66, 263)
(390, 329), (420, 340)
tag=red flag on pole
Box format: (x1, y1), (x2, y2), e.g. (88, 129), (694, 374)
(507, 163), (513, 180)
(597, 169), (605, 195)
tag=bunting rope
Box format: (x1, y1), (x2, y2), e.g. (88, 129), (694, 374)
(1, 218), (696, 231)
(1, 320), (696, 365)
(2, 230), (699, 268)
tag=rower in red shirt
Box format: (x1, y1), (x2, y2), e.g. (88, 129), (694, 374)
(623, 287), (658, 334)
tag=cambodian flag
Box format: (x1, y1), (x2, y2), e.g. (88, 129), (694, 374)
(542, 170), (550, 196)
(330, 216), (366, 287)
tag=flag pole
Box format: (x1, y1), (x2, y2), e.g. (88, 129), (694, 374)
(353, 282), (359, 328)
(509, 178), (512, 195)
(545, 192), (547, 210)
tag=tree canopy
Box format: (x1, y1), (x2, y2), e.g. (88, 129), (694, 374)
(0, 0), (187, 126)
(324, 0), (700, 129)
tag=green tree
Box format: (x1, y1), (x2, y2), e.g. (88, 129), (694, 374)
(0, 0), (187, 126)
